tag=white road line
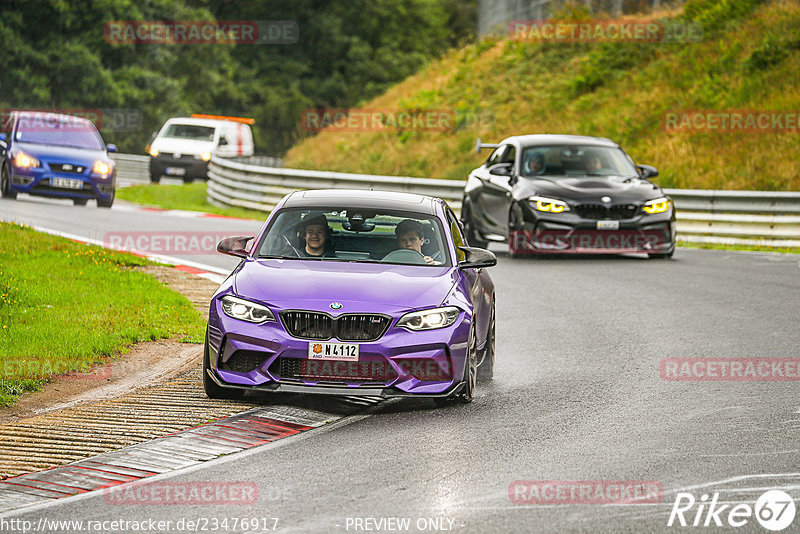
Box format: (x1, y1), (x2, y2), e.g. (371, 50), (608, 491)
(29, 224), (232, 276)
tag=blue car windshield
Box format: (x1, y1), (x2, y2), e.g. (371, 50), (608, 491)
(14, 114), (104, 150)
(520, 145), (638, 178)
(256, 208), (451, 267)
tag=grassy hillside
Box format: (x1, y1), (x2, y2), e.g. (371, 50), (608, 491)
(285, 0), (800, 191)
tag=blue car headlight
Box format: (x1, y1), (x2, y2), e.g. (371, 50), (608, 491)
(397, 306), (460, 331)
(221, 295), (275, 323)
(13, 150), (41, 169)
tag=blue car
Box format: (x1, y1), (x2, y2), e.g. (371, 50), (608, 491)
(0, 111), (117, 207)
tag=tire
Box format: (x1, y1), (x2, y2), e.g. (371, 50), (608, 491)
(72, 198), (88, 206)
(183, 177), (194, 184)
(477, 302), (495, 382)
(462, 200), (488, 249)
(203, 334), (245, 400)
(149, 172), (161, 184)
(648, 248), (674, 259)
(508, 203), (526, 258)
(455, 323), (478, 403)
(97, 191), (114, 209)
(1, 164), (17, 200)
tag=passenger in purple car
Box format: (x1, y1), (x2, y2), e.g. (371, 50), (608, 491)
(395, 219), (436, 265)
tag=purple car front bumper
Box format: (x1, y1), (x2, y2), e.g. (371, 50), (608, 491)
(206, 300), (472, 398)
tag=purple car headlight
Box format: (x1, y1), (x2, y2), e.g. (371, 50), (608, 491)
(220, 295), (275, 324)
(397, 306), (460, 331)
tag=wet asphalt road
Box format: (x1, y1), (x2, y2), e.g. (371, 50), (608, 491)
(1, 194), (799, 533)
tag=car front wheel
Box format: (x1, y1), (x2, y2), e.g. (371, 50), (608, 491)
(462, 200), (488, 249)
(1, 165), (17, 200)
(477, 301), (495, 382)
(203, 334), (245, 400)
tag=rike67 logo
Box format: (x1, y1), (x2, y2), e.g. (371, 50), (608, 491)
(668, 490), (796, 531)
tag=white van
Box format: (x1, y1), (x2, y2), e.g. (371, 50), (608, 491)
(147, 115), (254, 183)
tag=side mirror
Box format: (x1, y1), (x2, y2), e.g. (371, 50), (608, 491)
(489, 163), (512, 177)
(218, 137), (229, 146)
(637, 164), (658, 179)
(107, 143), (117, 153)
(458, 246), (497, 269)
(0, 133), (6, 142)
(217, 236), (254, 258)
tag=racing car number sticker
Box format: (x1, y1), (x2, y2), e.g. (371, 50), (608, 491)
(308, 342), (359, 361)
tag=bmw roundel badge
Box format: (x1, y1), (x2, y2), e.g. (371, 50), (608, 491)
(330, 302), (343, 310)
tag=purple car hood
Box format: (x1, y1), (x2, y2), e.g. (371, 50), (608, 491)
(233, 259), (459, 314)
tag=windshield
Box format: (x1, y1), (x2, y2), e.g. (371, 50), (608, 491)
(14, 114), (104, 150)
(256, 208), (451, 267)
(162, 123), (215, 141)
(520, 145), (638, 178)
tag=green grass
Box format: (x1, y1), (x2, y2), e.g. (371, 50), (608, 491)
(116, 182), (267, 220)
(0, 223), (207, 406)
(677, 241), (800, 254)
(285, 0), (800, 191)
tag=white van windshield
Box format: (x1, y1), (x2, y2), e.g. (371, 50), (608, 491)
(162, 123), (215, 141)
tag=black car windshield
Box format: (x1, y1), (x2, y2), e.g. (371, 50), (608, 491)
(14, 113), (104, 150)
(520, 145), (638, 178)
(256, 208), (451, 267)
(162, 123), (215, 141)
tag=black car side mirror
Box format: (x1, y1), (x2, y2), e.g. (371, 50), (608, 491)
(217, 236), (254, 258)
(218, 137), (229, 146)
(489, 163), (513, 177)
(638, 164), (658, 179)
(458, 246), (497, 269)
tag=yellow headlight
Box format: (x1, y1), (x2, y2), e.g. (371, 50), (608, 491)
(14, 151), (40, 168)
(92, 160), (112, 176)
(201, 152), (212, 161)
(531, 197), (569, 213)
(147, 146), (158, 157)
(643, 198), (671, 214)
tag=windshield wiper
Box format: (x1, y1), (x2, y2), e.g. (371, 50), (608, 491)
(257, 254), (300, 260)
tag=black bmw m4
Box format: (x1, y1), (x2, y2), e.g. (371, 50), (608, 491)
(460, 134), (676, 259)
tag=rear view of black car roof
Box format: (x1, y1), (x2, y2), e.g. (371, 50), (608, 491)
(283, 189), (439, 215)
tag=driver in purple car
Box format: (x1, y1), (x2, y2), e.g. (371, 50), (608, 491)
(395, 219), (437, 265)
(300, 213), (332, 257)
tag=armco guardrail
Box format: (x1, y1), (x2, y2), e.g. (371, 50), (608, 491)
(203, 156), (799, 247)
(110, 153), (150, 185)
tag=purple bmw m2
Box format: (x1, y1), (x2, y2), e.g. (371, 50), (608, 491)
(205, 189), (497, 404)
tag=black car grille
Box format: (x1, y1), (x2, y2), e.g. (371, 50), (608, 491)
(271, 357), (398, 383)
(32, 181), (94, 193)
(49, 163), (86, 174)
(280, 311), (391, 342)
(220, 350), (267, 373)
(575, 203), (638, 220)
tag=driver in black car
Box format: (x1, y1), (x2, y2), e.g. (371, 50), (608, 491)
(395, 219), (437, 265)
